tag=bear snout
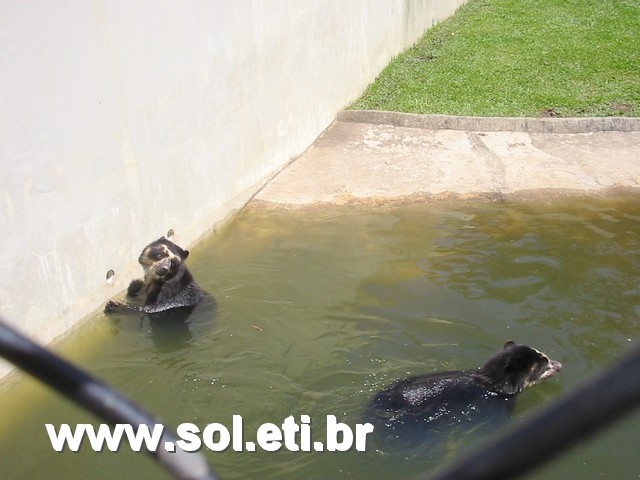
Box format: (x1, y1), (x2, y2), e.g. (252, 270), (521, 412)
(540, 359), (562, 380)
(153, 258), (173, 277)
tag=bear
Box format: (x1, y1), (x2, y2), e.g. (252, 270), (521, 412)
(104, 237), (206, 317)
(366, 341), (561, 444)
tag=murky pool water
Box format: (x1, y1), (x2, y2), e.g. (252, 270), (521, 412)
(1, 193), (639, 480)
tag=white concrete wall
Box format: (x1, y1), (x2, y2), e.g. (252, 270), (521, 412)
(0, 0), (467, 378)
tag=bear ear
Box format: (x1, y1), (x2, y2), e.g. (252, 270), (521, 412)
(504, 340), (516, 349)
(182, 249), (190, 259)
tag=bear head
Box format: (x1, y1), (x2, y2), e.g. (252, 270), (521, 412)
(479, 340), (562, 395)
(138, 237), (189, 282)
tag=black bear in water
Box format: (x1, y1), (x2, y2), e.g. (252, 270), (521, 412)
(367, 341), (562, 439)
(104, 237), (205, 316)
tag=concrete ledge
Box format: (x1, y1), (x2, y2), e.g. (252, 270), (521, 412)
(253, 114), (640, 206)
(338, 110), (640, 133)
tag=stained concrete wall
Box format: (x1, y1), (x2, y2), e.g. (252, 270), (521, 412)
(0, 0), (467, 379)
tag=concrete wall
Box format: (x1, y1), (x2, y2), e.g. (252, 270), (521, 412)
(0, 0), (467, 379)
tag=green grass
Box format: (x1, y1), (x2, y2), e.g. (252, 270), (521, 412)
(350, 0), (640, 117)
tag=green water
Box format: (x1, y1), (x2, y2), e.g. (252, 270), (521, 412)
(1, 194), (639, 480)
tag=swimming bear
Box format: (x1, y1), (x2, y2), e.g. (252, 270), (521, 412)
(104, 237), (205, 316)
(367, 341), (562, 440)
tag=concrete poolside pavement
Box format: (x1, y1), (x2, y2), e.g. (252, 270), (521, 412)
(252, 111), (640, 207)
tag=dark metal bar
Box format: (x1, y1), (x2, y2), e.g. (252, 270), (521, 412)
(0, 318), (218, 480)
(425, 345), (640, 480)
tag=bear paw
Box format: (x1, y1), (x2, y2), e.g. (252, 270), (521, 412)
(104, 300), (120, 313)
(127, 279), (145, 297)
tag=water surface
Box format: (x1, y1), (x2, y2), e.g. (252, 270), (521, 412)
(0, 193), (639, 479)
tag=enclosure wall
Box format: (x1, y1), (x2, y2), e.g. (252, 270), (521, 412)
(0, 0), (467, 379)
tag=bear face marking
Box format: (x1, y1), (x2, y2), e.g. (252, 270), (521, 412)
(140, 244), (179, 280)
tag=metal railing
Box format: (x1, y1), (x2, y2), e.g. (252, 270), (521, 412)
(0, 318), (218, 480)
(424, 344), (640, 480)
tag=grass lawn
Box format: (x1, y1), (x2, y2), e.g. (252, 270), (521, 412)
(350, 0), (640, 117)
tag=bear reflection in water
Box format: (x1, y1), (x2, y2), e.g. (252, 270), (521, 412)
(366, 341), (562, 450)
